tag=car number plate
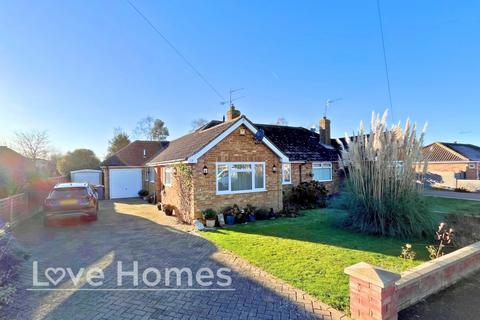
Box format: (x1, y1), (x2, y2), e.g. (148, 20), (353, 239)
(60, 199), (78, 205)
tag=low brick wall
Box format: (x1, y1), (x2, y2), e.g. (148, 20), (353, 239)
(345, 241), (480, 320)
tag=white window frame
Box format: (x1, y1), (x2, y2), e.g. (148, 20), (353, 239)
(164, 167), (173, 187)
(312, 162), (333, 182)
(282, 163), (292, 185)
(216, 162), (266, 195)
(144, 169), (149, 182)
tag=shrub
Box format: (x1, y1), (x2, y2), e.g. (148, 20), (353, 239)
(0, 227), (30, 305)
(162, 204), (175, 216)
(284, 181), (328, 209)
(138, 189), (149, 197)
(201, 208), (217, 220)
(254, 208), (270, 220)
(339, 111), (435, 238)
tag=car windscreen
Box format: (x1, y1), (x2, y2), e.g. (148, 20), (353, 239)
(50, 188), (88, 199)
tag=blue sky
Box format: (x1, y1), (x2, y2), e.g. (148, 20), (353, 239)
(0, 1), (479, 159)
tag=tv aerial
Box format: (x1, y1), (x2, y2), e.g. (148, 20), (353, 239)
(324, 98), (342, 118)
(220, 88), (245, 106)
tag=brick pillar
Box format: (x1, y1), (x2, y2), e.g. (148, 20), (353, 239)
(345, 262), (401, 320)
(102, 168), (110, 200)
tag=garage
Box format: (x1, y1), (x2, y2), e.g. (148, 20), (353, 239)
(71, 169), (102, 185)
(109, 168), (142, 199)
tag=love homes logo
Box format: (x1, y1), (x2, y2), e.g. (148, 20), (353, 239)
(29, 261), (234, 291)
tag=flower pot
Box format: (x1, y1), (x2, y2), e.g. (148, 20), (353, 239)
(225, 215), (235, 225)
(205, 219), (216, 228)
(248, 215), (256, 222)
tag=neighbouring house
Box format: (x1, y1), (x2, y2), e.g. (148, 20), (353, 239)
(0, 146), (35, 197)
(100, 140), (168, 199)
(422, 142), (480, 191)
(146, 106), (343, 222)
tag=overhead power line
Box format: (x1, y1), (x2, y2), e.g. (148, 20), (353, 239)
(126, 0), (226, 102)
(376, 0), (394, 120)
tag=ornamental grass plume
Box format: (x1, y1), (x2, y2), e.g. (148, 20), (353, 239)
(338, 110), (434, 238)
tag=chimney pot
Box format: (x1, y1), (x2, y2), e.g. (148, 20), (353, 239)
(226, 104), (241, 121)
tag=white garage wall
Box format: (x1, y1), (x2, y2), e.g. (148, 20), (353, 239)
(71, 170), (102, 185)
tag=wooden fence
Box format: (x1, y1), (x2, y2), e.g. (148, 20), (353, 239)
(0, 176), (68, 228)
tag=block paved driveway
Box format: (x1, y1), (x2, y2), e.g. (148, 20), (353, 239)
(1, 200), (343, 320)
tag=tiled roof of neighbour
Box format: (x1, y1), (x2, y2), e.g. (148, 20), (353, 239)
(148, 119), (238, 164)
(100, 140), (169, 167)
(424, 142), (480, 162)
(0, 146), (32, 167)
(254, 124), (339, 161)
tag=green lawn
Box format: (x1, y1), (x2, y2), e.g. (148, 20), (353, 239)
(426, 196), (480, 216)
(203, 209), (428, 312)
(203, 197), (479, 312)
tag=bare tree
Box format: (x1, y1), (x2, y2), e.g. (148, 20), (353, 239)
(13, 130), (50, 160)
(134, 116), (169, 141)
(275, 117), (288, 126)
(190, 118), (208, 131)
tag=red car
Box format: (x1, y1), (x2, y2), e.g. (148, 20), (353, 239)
(43, 182), (98, 226)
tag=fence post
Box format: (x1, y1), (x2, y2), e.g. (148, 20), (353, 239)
(9, 196), (14, 225)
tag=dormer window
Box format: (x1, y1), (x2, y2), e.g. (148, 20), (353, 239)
(143, 149), (147, 158)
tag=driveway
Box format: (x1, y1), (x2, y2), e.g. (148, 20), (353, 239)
(424, 189), (480, 201)
(399, 270), (480, 320)
(1, 200), (341, 320)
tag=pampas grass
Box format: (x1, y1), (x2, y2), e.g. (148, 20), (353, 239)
(338, 110), (433, 238)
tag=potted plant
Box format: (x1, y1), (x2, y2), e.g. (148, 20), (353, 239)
(202, 208), (217, 228)
(245, 204), (256, 222)
(138, 189), (149, 200)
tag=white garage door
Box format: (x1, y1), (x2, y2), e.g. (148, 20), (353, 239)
(109, 168), (142, 199)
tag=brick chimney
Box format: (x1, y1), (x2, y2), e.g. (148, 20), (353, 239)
(226, 104), (241, 121)
(319, 117), (331, 145)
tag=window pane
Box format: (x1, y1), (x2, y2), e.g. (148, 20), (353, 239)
(282, 164), (291, 183)
(217, 164), (229, 191)
(255, 164), (264, 189)
(232, 164), (251, 170)
(313, 167), (332, 181)
(231, 171), (253, 191)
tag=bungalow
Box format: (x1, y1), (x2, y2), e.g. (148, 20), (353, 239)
(100, 140), (168, 199)
(422, 142), (480, 190)
(146, 106), (342, 222)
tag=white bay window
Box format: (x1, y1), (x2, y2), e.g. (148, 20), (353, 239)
(312, 162), (333, 182)
(216, 162), (266, 194)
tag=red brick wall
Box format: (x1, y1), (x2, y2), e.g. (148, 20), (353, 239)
(283, 162), (342, 194)
(193, 124), (283, 219)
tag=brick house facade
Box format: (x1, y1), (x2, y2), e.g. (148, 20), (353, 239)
(147, 107), (343, 222)
(422, 142), (480, 190)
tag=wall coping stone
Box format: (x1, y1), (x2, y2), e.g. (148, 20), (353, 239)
(345, 262), (401, 288)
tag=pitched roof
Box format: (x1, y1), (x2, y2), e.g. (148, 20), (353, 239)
(100, 140), (169, 167)
(254, 124), (339, 161)
(148, 119), (239, 164)
(425, 142), (480, 162)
